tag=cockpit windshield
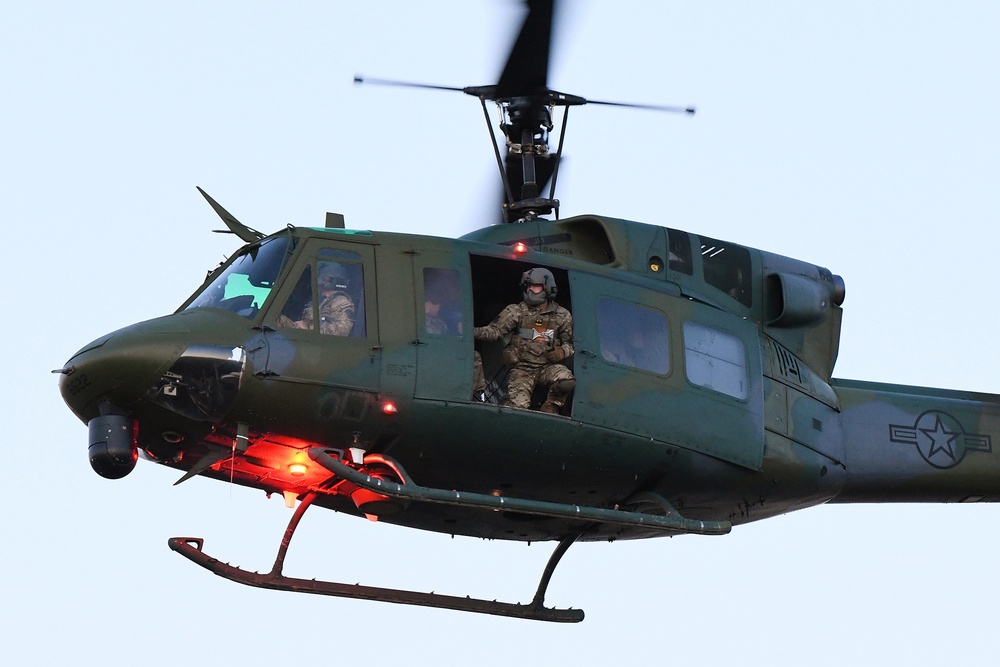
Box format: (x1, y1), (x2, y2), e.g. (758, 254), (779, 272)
(184, 236), (292, 318)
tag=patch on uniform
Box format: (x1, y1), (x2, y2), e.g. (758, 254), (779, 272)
(531, 325), (554, 342)
(889, 410), (992, 469)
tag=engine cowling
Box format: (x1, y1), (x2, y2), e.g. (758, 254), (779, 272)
(765, 272), (838, 328)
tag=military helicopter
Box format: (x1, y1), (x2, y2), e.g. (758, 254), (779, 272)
(56, 0), (1000, 624)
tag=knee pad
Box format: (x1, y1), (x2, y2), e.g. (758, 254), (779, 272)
(550, 378), (576, 398)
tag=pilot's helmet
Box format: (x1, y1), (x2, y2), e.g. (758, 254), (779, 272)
(520, 267), (557, 306)
(318, 263), (351, 292)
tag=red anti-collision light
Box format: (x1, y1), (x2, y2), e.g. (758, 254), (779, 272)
(381, 402), (398, 415)
(513, 241), (528, 254)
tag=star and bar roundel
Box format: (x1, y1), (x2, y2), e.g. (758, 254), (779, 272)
(889, 410), (992, 469)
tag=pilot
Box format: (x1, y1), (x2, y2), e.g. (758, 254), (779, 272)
(278, 262), (357, 336)
(308, 262), (357, 336)
(474, 268), (575, 413)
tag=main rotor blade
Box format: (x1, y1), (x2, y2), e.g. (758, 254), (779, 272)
(495, 0), (555, 97)
(585, 98), (696, 114)
(353, 75), (465, 94)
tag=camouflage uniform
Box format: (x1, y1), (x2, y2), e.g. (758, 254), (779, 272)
(276, 260), (359, 336)
(302, 290), (356, 336)
(474, 301), (574, 412)
(278, 290), (355, 336)
(425, 312), (450, 335)
(472, 350), (486, 397)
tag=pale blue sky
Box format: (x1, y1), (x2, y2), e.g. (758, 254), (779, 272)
(3, 2), (1000, 665)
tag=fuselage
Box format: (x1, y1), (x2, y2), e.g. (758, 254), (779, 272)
(59, 214), (1000, 543)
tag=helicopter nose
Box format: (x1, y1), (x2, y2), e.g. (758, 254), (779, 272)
(59, 314), (248, 423)
(57, 325), (175, 424)
(58, 315), (250, 478)
(58, 324), (178, 479)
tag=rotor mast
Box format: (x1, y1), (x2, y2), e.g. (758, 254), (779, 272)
(465, 87), (582, 223)
(479, 0), (561, 222)
(355, 0), (694, 224)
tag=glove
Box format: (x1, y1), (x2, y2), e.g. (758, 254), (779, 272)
(546, 347), (566, 363)
(502, 347), (520, 365)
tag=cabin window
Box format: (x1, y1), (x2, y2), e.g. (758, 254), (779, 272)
(666, 228), (693, 276)
(683, 322), (748, 399)
(699, 236), (752, 307)
(597, 299), (670, 374)
(275, 249), (366, 337)
(423, 268), (462, 336)
(185, 236), (291, 318)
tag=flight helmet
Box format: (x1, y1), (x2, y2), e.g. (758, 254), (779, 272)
(318, 262), (351, 292)
(521, 267), (557, 305)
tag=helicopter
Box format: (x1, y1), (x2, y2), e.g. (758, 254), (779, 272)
(54, 0), (1000, 624)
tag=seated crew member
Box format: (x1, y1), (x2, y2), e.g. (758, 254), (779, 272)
(278, 262), (357, 336)
(425, 295), (449, 335)
(473, 268), (575, 413)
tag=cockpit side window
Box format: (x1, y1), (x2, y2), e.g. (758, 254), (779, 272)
(184, 236), (291, 318)
(699, 236), (752, 307)
(275, 266), (313, 328)
(275, 249), (366, 337)
(666, 228), (693, 276)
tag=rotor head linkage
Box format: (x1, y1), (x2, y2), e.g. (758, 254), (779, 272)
(354, 0), (694, 223)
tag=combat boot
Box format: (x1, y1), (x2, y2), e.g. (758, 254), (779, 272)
(539, 400), (561, 414)
(539, 378), (576, 415)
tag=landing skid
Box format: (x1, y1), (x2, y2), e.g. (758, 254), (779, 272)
(169, 491), (584, 623)
(169, 448), (730, 621)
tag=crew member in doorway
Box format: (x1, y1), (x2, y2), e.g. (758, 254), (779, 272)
(474, 268), (575, 414)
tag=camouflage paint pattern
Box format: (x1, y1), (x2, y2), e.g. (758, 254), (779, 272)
(59, 216), (1000, 545)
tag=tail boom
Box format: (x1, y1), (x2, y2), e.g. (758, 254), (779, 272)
(831, 379), (1000, 503)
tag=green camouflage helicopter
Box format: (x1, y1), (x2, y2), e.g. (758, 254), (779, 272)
(56, 0), (1000, 623)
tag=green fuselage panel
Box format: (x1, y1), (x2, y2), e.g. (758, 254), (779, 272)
(569, 272), (765, 470)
